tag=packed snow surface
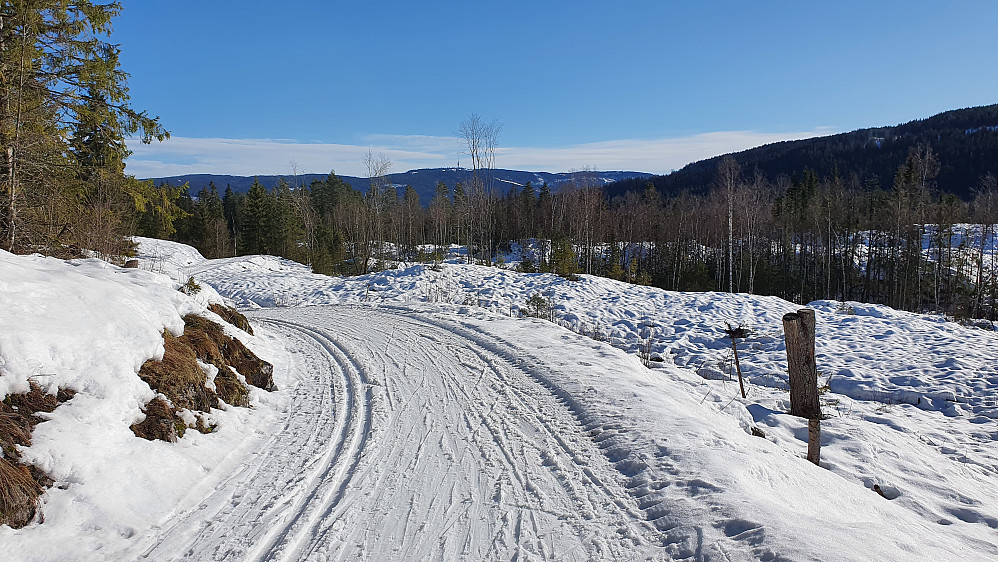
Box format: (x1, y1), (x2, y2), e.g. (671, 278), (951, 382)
(2, 237), (996, 560)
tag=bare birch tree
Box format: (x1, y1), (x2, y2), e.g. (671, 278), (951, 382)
(458, 113), (502, 264)
(363, 151), (392, 271)
(716, 156), (741, 293)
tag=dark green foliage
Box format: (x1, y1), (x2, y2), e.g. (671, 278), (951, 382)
(238, 179), (274, 255)
(522, 293), (555, 321)
(551, 238), (579, 280)
(179, 276), (201, 295)
(1, 2), (168, 255)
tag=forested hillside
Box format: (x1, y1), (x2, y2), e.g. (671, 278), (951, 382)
(171, 142), (998, 324)
(608, 104), (998, 200)
(149, 168), (651, 206)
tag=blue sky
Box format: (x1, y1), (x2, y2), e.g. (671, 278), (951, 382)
(116, 1), (998, 177)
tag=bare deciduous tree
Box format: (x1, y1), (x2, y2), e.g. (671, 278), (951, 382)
(458, 113), (502, 264)
(715, 156), (741, 293)
(363, 151), (392, 271)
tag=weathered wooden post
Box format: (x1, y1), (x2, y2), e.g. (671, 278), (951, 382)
(782, 308), (821, 465)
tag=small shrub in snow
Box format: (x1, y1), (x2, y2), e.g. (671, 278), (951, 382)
(836, 301), (856, 315)
(179, 276), (201, 296)
(639, 330), (654, 367)
(522, 293), (555, 321)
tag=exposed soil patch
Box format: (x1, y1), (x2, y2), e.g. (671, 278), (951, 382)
(132, 314), (275, 442)
(0, 383), (76, 528)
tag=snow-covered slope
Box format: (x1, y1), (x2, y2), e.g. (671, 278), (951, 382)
(132, 237), (998, 559)
(0, 250), (289, 560)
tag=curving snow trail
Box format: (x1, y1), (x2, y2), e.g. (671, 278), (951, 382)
(127, 305), (662, 561)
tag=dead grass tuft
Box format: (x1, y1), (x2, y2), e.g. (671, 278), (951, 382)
(133, 314), (275, 441)
(130, 397), (182, 443)
(212, 369), (249, 408)
(0, 458), (41, 528)
(208, 303), (254, 335)
(181, 314), (275, 393)
(221, 336), (276, 392)
(0, 383), (75, 528)
(137, 331), (218, 413)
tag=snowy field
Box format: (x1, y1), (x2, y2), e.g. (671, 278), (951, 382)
(1, 237), (996, 560)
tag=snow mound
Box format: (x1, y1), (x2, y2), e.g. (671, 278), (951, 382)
(0, 250), (287, 560)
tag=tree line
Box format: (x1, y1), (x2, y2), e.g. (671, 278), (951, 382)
(169, 142), (998, 322)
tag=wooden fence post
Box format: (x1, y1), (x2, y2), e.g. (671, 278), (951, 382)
(782, 308), (821, 465)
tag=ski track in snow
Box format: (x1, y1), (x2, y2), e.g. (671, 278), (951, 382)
(124, 320), (370, 561)
(124, 305), (667, 561)
(9, 236), (991, 560)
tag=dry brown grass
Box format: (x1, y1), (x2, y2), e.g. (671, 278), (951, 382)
(137, 331), (218, 413)
(0, 383), (75, 528)
(178, 314), (250, 407)
(130, 397), (182, 443)
(0, 458), (41, 527)
(181, 314), (275, 393)
(218, 333), (275, 392)
(208, 303), (254, 335)
(133, 313), (276, 441)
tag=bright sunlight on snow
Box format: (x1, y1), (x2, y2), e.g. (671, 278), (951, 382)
(2, 238), (996, 560)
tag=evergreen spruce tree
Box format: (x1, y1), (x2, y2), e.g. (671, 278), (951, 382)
(239, 179), (273, 255)
(551, 238), (579, 280)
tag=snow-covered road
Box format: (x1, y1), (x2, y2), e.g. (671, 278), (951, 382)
(126, 305), (662, 561)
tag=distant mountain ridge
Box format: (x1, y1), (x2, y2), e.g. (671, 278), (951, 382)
(148, 168), (653, 206)
(607, 104), (998, 200)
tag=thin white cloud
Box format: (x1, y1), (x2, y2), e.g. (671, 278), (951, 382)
(124, 128), (836, 178)
(124, 137), (455, 178)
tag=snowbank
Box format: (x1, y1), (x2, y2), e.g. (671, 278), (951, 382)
(0, 250), (288, 560)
